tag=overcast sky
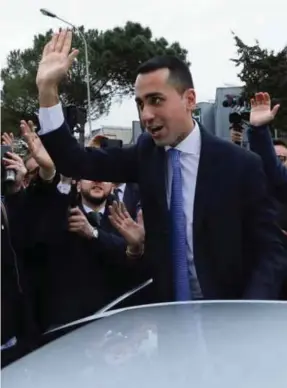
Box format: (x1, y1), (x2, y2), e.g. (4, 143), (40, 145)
(1, 0), (286, 128)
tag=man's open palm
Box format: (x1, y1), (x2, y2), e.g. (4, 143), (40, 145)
(249, 92), (280, 127)
(109, 202), (145, 247)
(20, 121), (54, 170)
(36, 30), (79, 87)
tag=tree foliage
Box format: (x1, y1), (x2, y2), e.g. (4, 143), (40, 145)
(232, 34), (287, 133)
(1, 22), (189, 134)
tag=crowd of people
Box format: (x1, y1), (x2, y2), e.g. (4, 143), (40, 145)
(1, 29), (286, 368)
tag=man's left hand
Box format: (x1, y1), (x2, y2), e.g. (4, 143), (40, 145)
(68, 207), (94, 239)
(249, 92), (280, 127)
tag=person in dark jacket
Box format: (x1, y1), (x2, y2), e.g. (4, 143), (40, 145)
(19, 176), (143, 334)
(1, 158), (39, 368)
(28, 31), (286, 302)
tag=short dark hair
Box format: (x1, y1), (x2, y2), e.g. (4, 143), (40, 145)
(273, 139), (287, 148)
(136, 55), (194, 93)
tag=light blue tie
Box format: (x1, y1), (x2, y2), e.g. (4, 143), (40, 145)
(168, 148), (190, 301)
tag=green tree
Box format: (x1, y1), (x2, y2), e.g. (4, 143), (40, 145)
(231, 34), (287, 134)
(1, 22), (189, 134)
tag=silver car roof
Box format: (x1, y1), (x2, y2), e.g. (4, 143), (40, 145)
(2, 301), (287, 388)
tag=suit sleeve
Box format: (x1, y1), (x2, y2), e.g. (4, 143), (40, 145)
(88, 229), (128, 266)
(247, 125), (287, 201)
(242, 154), (287, 299)
(38, 104), (139, 183)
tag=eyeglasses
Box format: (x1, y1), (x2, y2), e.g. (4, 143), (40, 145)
(277, 155), (287, 163)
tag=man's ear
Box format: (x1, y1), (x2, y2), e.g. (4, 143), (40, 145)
(184, 88), (196, 112)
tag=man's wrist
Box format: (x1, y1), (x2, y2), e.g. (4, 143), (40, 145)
(249, 124), (269, 131)
(126, 243), (144, 258)
(38, 84), (59, 108)
(39, 167), (56, 182)
(87, 225), (98, 239)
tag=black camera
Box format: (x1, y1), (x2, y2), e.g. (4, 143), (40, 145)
(222, 95), (251, 129)
(99, 138), (123, 149)
(69, 180), (79, 208)
(1, 145), (16, 183)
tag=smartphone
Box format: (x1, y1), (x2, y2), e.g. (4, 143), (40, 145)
(69, 181), (79, 208)
(1, 144), (12, 159)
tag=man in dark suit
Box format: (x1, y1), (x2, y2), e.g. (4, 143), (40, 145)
(25, 30), (286, 302)
(19, 175), (140, 333)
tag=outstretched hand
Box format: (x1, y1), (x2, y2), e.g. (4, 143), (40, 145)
(36, 29), (79, 88)
(109, 201), (145, 247)
(2, 132), (14, 148)
(20, 120), (54, 171)
(249, 92), (280, 127)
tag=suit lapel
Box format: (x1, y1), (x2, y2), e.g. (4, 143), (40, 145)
(193, 127), (220, 239)
(123, 184), (129, 203)
(123, 184), (131, 213)
(152, 146), (169, 226)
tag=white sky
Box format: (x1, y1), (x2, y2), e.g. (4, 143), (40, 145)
(1, 0), (286, 128)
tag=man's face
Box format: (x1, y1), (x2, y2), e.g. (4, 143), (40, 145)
(135, 68), (196, 147)
(79, 180), (113, 205)
(274, 145), (287, 167)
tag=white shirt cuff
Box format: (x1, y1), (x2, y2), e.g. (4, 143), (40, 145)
(38, 103), (65, 135)
(57, 182), (71, 195)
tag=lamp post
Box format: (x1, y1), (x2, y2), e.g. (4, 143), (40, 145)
(40, 8), (92, 138)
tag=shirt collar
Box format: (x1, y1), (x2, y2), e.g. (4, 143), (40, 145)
(83, 204), (105, 215)
(165, 121), (201, 155)
(116, 183), (126, 193)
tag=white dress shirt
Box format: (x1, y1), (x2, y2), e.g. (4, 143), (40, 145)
(165, 122), (203, 299)
(39, 104), (203, 298)
(83, 204), (105, 215)
(114, 183), (126, 203)
(38, 103), (64, 135)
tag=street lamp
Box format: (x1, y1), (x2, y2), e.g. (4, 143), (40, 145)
(40, 8), (92, 137)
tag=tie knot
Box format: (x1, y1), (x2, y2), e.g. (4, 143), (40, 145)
(88, 211), (102, 226)
(168, 148), (181, 165)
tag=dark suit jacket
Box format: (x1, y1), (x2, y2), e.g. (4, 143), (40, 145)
(17, 181), (138, 330)
(40, 122), (287, 301)
(122, 183), (141, 220)
(248, 125), (287, 203)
